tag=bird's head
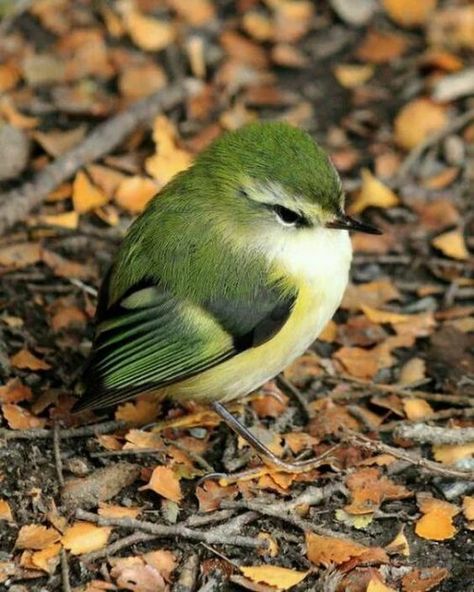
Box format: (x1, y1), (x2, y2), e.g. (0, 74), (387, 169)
(190, 121), (381, 238)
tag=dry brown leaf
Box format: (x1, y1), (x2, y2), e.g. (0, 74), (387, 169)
(350, 169), (399, 215)
(2, 403), (47, 430)
(402, 398), (433, 420)
(10, 347), (51, 371)
(51, 305), (87, 332)
(42, 249), (92, 280)
(361, 305), (410, 325)
(110, 556), (167, 592)
(385, 527), (410, 557)
(356, 30), (408, 63)
(0, 243), (42, 270)
(142, 466), (183, 503)
(196, 480), (238, 512)
(72, 171), (109, 214)
(342, 279), (401, 312)
(168, 0), (215, 25)
(0, 379), (32, 404)
(432, 443), (474, 465)
(422, 167), (459, 190)
(87, 164), (126, 198)
(334, 64), (374, 88)
(432, 230), (469, 261)
(62, 522), (111, 555)
(0, 97), (39, 129)
(399, 358), (426, 385)
(345, 467), (411, 515)
(30, 543), (61, 574)
(462, 496), (474, 521)
(415, 494), (459, 541)
(220, 31), (269, 68)
(401, 567), (448, 592)
(333, 346), (379, 379)
(114, 176), (158, 213)
(115, 397), (160, 426)
(394, 98), (448, 151)
(40, 211), (79, 230)
(271, 44), (308, 68)
(0, 500), (13, 522)
(251, 390), (288, 418)
(383, 0), (437, 27)
(273, 0), (314, 43)
(240, 566), (308, 590)
(119, 62), (167, 100)
(33, 126), (86, 157)
(0, 62), (20, 92)
(16, 525), (61, 550)
(243, 11), (274, 41)
(306, 532), (388, 567)
(119, 1), (175, 52)
(367, 578), (397, 592)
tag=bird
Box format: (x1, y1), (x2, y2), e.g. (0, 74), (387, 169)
(73, 121), (380, 474)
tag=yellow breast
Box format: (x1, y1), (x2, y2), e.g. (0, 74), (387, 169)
(166, 228), (352, 403)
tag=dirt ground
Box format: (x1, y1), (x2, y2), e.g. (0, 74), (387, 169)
(0, 1), (473, 591)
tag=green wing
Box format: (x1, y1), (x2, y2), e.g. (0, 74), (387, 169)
(74, 276), (296, 411)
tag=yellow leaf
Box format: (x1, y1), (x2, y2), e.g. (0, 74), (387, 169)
(16, 525), (61, 550)
(399, 357), (426, 385)
(394, 98), (448, 151)
(383, 0), (437, 27)
(240, 565), (308, 590)
(72, 171), (109, 214)
(31, 543), (61, 573)
(0, 500), (13, 521)
(40, 211), (79, 229)
(403, 398), (433, 420)
(432, 230), (469, 260)
(62, 522), (111, 555)
(462, 496), (474, 521)
(114, 176), (158, 213)
(433, 443), (474, 465)
(334, 64), (374, 88)
(367, 578), (397, 592)
(350, 169), (399, 214)
(119, 1), (175, 52)
(141, 466), (183, 503)
(385, 527), (410, 557)
(361, 304), (409, 324)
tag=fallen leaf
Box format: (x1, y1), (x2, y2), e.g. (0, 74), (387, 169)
(402, 398), (433, 420)
(272, 43), (308, 68)
(72, 170), (109, 214)
(367, 577), (397, 592)
(98, 504), (141, 519)
(168, 0), (215, 26)
(398, 358), (426, 385)
(0, 62), (20, 92)
(401, 567), (448, 592)
(383, 0), (437, 27)
(334, 64), (374, 88)
(334, 346), (379, 379)
(342, 279), (401, 312)
(51, 305), (87, 332)
(2, 404), (47, 430)
(345, 467), (411, 515)
(30, 543), (61, 574)
(10, 348), (51, 371)
(335, 509), (374, 530)
(0, 500), (13, 521)
(33, 126), (86, 157)
(394, 98), (448, 151)
(306, 532), (388, 567)
(273, 0), (315, 43)
(110, 556), (167, 592)
(62, 522), (111, 555)
(350, 169), (399, 215)
(0, 379), (32, 404)
(119, 62), (167, 100)
(462, 496), (474, 521)
(16, 525), (61, 550)
(0, 97), (39, 129)
(422, 167), (459, 190)
(220, 31), (269, 68)
(0, 243), (42, 270)
(432, 230), (469, 261)
(119, 1), (175, 52)
(40, 211), (79, 230)
(428, 6), (474, 50)
(115, 176), (158, 213)
(432, 443), (474, 465)
(415, 494), (459, 541)
(385, 527), (410, 557)
(240, 565), (308, 590)
(115, 397), (160, 425)
(242, 11), (274, 41)
(414, 198), (460, 231)
(141, 466), (183, 503)
(361, 305), (410, 325)
(356, 30), (408, 63)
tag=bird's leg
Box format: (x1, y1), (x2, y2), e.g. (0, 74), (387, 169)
(205, 401), (337, 482)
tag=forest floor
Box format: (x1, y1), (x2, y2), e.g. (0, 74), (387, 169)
(0, 1), (473, 591)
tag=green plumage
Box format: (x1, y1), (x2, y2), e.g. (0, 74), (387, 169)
(74, 122), (343, 411)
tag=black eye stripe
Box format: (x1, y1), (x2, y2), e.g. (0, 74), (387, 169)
(272, 205), (310, 228)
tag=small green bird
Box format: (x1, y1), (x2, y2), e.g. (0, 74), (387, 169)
(74, 122), (379, 472)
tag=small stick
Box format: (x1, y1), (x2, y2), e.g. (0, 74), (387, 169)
(345, 431), (474, 481)
(53, 423), (65, 487)
(60, 549), (72, 592)
(0, 420), (128, 440)
(394, 424), (474, 445)
(379, 407), (474, 433)
(75, 510), (264, 550)
(0, 85), (184, 234)
(277, 375), (311, 420)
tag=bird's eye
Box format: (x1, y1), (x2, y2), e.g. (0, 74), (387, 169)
(273, 205), (307, 228)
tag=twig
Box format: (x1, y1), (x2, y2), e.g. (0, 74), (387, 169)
(76, 509), (264, 551)
(346, 431), (474, 481)
(60, 549), (72, 592)
(395, 107), (474, 183)
(394, 424), (474, 445)
(379, 407), (474, 433)
(0, 420), (128, 440)
(53, 423), (65, 487)
(0, 85), (184, 234)
(165, 438), (215, 473)
(277, 375), (311, 420)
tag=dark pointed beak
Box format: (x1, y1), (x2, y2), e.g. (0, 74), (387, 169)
(326, 214), (382, 235)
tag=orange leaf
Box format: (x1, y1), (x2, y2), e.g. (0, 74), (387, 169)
(72, 171), (109, 214)
(462, 496), (474, 521)
(30, 543), (61, 574)
(432, 443), (474, 465)
(0, 500), (13, 521)
(356, 30), (408, 63)
(10, 348), (51, 370)
(361, 305), (409, 325)
(119, 1), (175, 51)
(142, 466), (183, 503)
(114, 176), (158, 213)
(402, 398), (433, 420)
(16, 525), (61, 550)
(401, 567), (448, 591)
(0, 243), (42, 270)
(62, 522), (111, 555)
(383, 0), (437, 27)
(432, 230), (469, 261)
(2, 404), (46, 430)
(334, 64), (374, 88)
(415, 494), (459, 541)
(240, 565), (308, 590)
(306, 532), (388, 567)
(168, 0), (215, 26)
(115, 397), (160, 426)
(0, 379), (32, 404)
(394, 98), (448, 151)
(350, 169), (399, 215)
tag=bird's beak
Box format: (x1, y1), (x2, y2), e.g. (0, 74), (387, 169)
(326, 214), (382, 235)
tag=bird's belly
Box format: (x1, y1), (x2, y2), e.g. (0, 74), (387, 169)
(166, 277), (347, 403)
